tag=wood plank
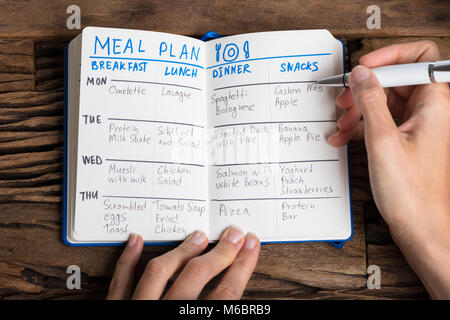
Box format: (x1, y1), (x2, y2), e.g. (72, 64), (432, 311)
(0, 91), (63, 156)
(0, 149), (62, 170)
(0, 132), (62, 156)
(35, 40), (67, 92)
(0, 74), (34, 93)
(0, 39), (34, 92)
(0, 90), (63, 109)
(0, 102), (63, 119)
(0, 115), (62, 131)
(0, 162), (61, 181)
(0, 39), (65, 204)
(0, 39), (34, 73)
(0, 1), (448, 38)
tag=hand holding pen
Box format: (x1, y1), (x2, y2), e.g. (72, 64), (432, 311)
(328, 41), (450, 299)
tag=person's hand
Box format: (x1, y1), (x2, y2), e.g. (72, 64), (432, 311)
(106, 226), (260, 300)
(329, 41), (450, 298)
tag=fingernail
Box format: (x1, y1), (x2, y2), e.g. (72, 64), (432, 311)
(350, 65), (370, 86)
(328, 131), (338, 143)
(127, 233), (138, 247)
(222, 226), (244, 244)
(336, 117), (343, 129)
(245, 232), (259, 250)
(189, 231), (207, 245)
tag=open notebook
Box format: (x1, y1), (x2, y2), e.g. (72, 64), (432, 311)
(64, 27), (352, 246)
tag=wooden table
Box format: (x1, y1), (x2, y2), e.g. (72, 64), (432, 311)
(0, 0), (448, 300)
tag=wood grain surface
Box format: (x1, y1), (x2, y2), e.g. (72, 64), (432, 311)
(0, 0), (448, 299)
(0, 0), (448, 38)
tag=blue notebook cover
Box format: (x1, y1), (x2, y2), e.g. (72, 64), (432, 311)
(63, 31), (353, 248)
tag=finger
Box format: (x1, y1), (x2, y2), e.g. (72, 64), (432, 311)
(360, 40), (441, 67)
(163, 226), (245, 300)
(335, 89), (405, 134)
(400, 83), (450, 138)
(106, 233), (143, 300)
(359, 41), (442, 99)
(336, 88), (353, 109)
(384, 88), (407, 121)
(349, 65), (402, 152)
(337, 105), (362, 132)
(336, 88), (354, 109)
(206, 232), (260, 300)
(132, 231), (208, 300)
(336, 87), (406, 121)
(328, 120), (364, 147)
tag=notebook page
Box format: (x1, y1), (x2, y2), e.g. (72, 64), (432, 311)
(206, 30), (352, 242)
(73, 27), (209, 242)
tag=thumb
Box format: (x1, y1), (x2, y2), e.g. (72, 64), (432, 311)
(349, 65), (400, 150)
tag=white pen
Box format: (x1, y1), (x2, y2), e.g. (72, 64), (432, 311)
(315, 60), (450, 87)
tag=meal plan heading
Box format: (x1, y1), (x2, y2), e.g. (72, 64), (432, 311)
(89, 35), (321, 79)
